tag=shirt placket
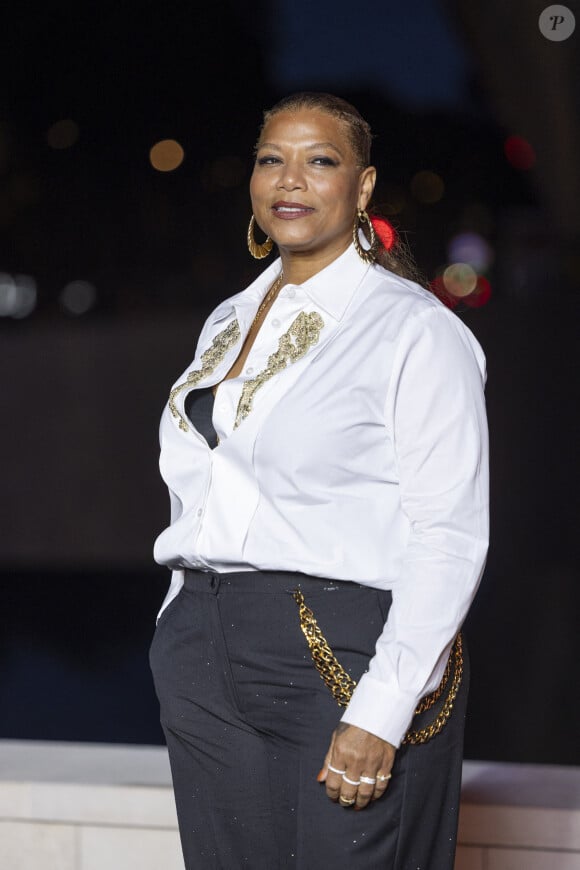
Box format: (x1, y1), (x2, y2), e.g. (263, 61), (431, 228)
(213, 288), (307, 439)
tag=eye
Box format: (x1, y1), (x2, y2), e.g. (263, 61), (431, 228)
(311, 156), (338, 166)
(256, 155), (281, 166)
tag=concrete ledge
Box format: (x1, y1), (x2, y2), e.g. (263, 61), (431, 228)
(0, 741), (183, 870)
(456, 760), (580, 870)
(0, 742), (579, 870)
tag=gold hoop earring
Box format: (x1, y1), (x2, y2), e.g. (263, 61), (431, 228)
(353, 209), (378, 264)
(247, 215), (274, 259)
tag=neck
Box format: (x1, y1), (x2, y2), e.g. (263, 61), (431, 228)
(277, 239), (350, 286)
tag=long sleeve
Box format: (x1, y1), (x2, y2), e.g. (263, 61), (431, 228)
(341, 305), (489, 746)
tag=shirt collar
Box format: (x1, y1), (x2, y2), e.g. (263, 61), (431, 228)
(297, 244), (371, 322)
(211, 244), (370, 325)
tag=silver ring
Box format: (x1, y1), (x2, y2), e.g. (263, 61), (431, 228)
(342, 774), (361, 786)
(359, 775), (377, 785)
(328, 764), (346, 775)
(376, 773), (392, 782)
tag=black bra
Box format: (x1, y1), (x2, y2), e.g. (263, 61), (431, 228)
(184, 387), (219, 449)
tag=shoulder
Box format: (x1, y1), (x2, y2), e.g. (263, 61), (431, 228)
(366, 262), (443, 313)
(364, 264), (487, 380)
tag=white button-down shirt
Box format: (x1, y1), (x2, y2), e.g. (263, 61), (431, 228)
(154, 244), (489, 746)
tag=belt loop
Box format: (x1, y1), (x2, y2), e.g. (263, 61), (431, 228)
(209, 573), (220, 594)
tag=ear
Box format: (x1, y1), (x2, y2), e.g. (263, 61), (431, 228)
(357, 166), (376, 210)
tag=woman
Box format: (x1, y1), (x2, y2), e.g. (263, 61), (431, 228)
(150, 92), (489, 869)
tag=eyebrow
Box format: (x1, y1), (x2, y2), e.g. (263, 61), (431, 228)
(257, 141), (344, 157)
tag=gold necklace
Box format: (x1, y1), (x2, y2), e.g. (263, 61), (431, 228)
(250, 273), (283, 330)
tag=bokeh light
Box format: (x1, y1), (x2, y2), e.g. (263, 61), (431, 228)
(447, 231), (494, 272)
(0, 273), (37, 318)
(149, 139), (185, 172)
(430, 269), (492, 309)
(47, 119), (79, 150)
(504, 135), (536, 170)
(442, 262), (478, 298)
(59, 280), (97, 315)
(463, 275), (492, 307)
(410, 170), (444, 204)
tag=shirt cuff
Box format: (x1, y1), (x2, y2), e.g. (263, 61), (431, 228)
(339, 672), (419, 747)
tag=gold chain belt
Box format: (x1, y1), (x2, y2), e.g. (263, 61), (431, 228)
(292, 588), (463, 746)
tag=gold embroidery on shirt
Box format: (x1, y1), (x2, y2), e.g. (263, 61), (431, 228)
(168, 320), (241, 432)
(234, 311), (324, 429)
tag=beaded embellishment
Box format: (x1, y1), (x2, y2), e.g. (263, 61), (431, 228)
(234, 311), (325, 429)
(168, 320), (241, 432)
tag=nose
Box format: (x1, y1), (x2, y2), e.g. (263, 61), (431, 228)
(276, 160), (305, 191)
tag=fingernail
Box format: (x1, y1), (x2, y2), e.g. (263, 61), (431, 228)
(316, 768), (325, 782)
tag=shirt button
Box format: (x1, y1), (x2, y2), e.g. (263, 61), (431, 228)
(196, 508), (203, 517)
(272, 318), (281, 328)
(245, 366), (254, 375)
(286, 287), (296, 299)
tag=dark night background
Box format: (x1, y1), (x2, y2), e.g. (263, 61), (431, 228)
(0, 1), (578, 765)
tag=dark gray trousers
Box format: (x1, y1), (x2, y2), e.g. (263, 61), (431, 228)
(150, 569), (468, 870)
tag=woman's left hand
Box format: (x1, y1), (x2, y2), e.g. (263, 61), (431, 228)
(318, 722), (396, 810)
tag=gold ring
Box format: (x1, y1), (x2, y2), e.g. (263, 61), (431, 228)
(376, 773), (392, 782)
(339, 795), (356, 807)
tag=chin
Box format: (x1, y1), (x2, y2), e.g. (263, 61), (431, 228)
(271, 229), (319, 249)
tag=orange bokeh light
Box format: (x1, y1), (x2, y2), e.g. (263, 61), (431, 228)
(150, 139), (185, 172)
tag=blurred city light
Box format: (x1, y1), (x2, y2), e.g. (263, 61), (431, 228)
(447, 231), (494, 272)
(59, 280), (97, 315)
(504, 135), (536, 170)
(430, 268), (492, 309)
(410, 170), (444, 203)
(462, 275), (492, 307)
(47, 120), (79, 150)
(0, 273), (37, 318)
(443, 262), (478, 297)
(149, 139), (184, 172)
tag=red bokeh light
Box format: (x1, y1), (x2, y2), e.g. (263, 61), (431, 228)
(430, 274), (492, 309)
(504, 135), (536, 170)
(462, 275), (492, 308)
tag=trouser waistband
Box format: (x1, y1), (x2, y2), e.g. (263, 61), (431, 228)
(183, 568), (370, 595)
